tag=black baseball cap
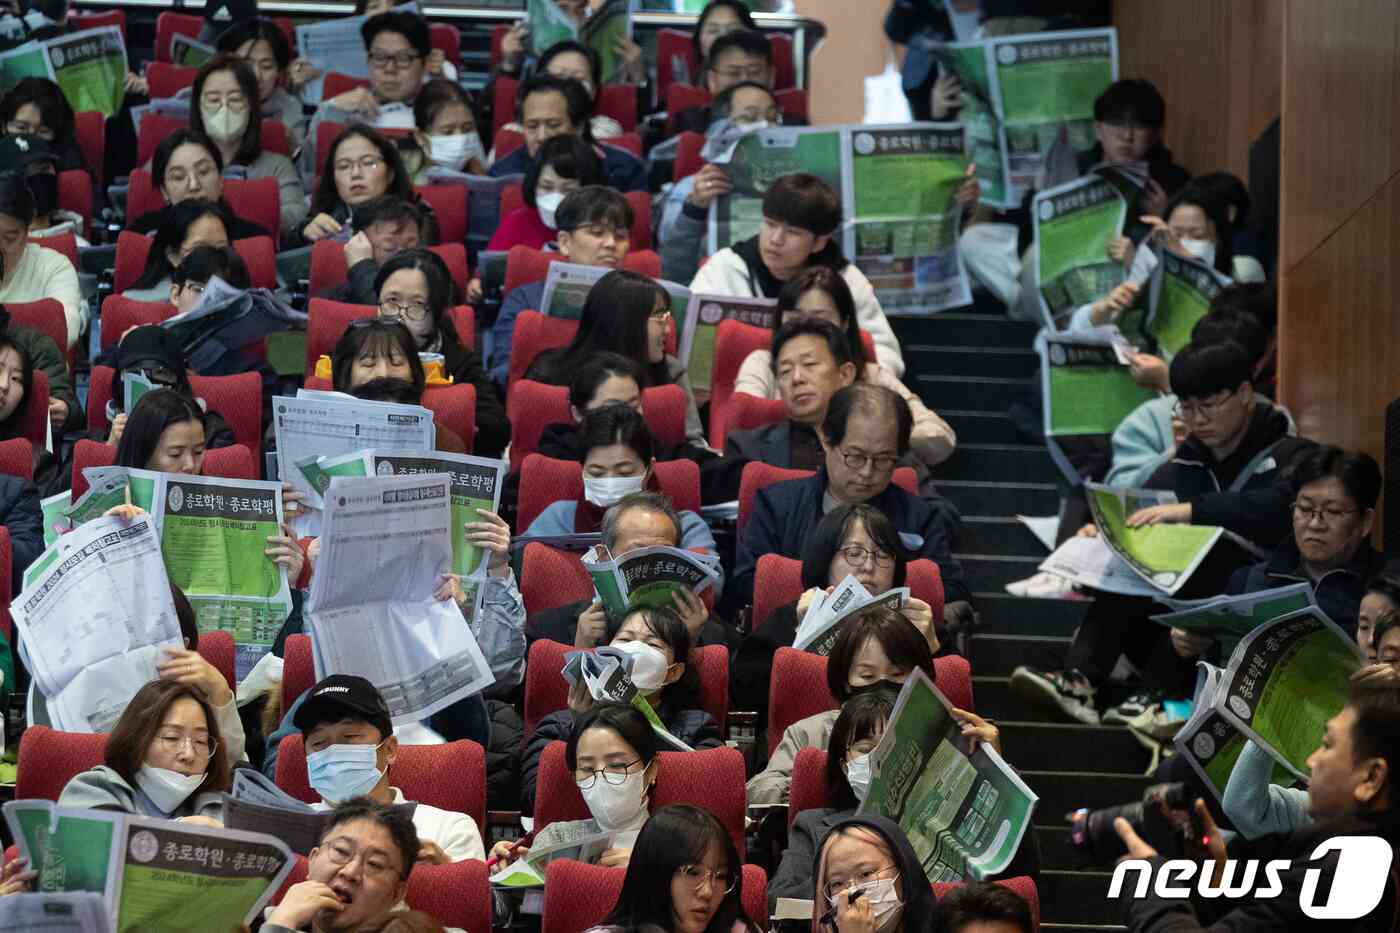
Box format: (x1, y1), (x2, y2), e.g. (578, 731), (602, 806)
(0, 135), (58, 174)
(293, 674), (393, 738)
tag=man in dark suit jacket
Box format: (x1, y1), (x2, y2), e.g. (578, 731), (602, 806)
(731, 382), (972, 629)
(724, 317), (856, 472)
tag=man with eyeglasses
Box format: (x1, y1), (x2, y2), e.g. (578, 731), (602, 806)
(488, 186), (634, 386)
(731, 382), (972, 636)
(670, 30), (777, 137)
(264, 797), (425, 932)
(319, 196), (426, 306)
(306, 12), (432, 174)
(290, 675), (485, 866)
(1228, 445), (1387, 637)
(1012, 340), (1314, 725)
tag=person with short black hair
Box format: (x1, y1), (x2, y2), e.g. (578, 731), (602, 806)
(488, 73), (647, 194)
(937, 882), (1034, 933)
(291, 675), (485, 862)
(1227, 445), (1386, 629)
(488, 185), (634, 385)
(526, 490), (730, 651)
(307, 11), (433, 153)
(1357, 574), (1400, 664)
(668, 173), (905, 379)
(264, 796), (421, 932)
(170, 244), (251, 315)
(1013, 339), (1315, 725)
(732, 382), (969, 624)
(489, 135), (606, 256)
(670, 30), (775, 136)
(320, 196), (426, 305)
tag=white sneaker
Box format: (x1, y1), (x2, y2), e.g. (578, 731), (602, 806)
(1004, 571), (1075, 598)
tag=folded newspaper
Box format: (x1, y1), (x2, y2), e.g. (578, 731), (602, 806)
(1146, 246), (1231, 358)
(488, 818), (611, 888)
(1085, 483), (1265, 596)
(795, 574), (910, 656)
(1174, 607), (1361, 800)
(4, 800), (293, 933)
(581, 544), (721, 619)
(539, 261), (691, 331)
(162, 276), (309, 367)
(561, 647), (692, 750)
(1150, 583), (1317, 640)
(223, 769), (417, 856)
(859, 669), (1037, 881)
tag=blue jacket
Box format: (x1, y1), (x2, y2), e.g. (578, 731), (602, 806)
(488, 281), (545, 386)
(0, 475), (42, 595)
(733, 467), (969, 609)
(489, 143), (647, 193)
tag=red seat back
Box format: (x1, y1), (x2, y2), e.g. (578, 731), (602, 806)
(416, 183), (469, 247)
(503, 244), (661, 296)
(0, 527), (11, 642)
(281, 633), (314, 716)
(595, 84), (638, 131)
(55, 169), (91, 239)
(68, 10), (126, 41)
(519, 543), (593, 619)
(154, 11), (203, 62)
(73, 112), (105, 186)
(304, 297), (377, 372)
(506, 309), (580, 393)
(99, 296), (174, 352)
(504, 379), (569, 474)
(536, 742), (748, 857)
(789, 745), (829, 828)
(136, 112), (188, 169)
(429, 23), (461, 67)
(16, 726), (108, 801)
(0, 439), (32, 481)
(523, 638), (728, 739)
(6, 298), (71, 372)
(422, 382), (477, 452)
(16, 370), (47, 449)
(275, 733), (487, 836)
(673, 130), (706, 182)
(516, 454), (701, 533)
(272, 856), (491, 933)
(768, 648), (973, 755)
(769, 33), (796, 90)
(543, 860), (769, 933)
(322, 72), (370, 100)
(498, 186), (650, 253)
(495, 128), (525, 161)
(196, 630), (236, 692)
(129, 171), (282, 253)
(146, 61), (197, 99)
(709, 320), (773, 447)
(723, 393), (788, 450)
(492, 76), (518, 137)
(70, 440), (256, 499)
(189, 371), (264, 462)
(738, 461), (919, 533)
(775, 87), (808, 124)
(114, 232), (276, 293)
(666, 83), (711, 132)
(655, 29), (696, 105)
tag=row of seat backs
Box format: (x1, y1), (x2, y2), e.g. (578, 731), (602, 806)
(68, 438), (257, 499)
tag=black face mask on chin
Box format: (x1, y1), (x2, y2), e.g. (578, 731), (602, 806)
(847, 678), (905, 699)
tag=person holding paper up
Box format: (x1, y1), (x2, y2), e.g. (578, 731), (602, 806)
(264, 798), (420, 933)
(294, 675), (485, 863)
(307, 12), (433, 153)
(525, 491), (728, 651)
(58, 679), (230, 821)
(520, 605), (722, 815)
(101, 324), (237, 452)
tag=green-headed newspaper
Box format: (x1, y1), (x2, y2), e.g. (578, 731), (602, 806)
(1085, 482), (1222, 596)
(1033, 175), (1126, 330)
(1147, 248), (1229, 357)
(677, 294), (777, 394)
(708, 126), (842, 254)
(0, 27), (127, 117)
(860, 669), (1036, 881)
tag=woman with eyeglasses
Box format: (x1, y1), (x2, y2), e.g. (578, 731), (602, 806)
(370, 248), (508, 457)
(731, 504), (938, 731)
(810, 815), (940, 933)
(519, 606), (720, 816)
(489, 703), (660, 871)
(525, 269), (708, 446)
(587, 804), (758, 933)
(126, 130), (270, 243)
(188, 55), (307, 243)
(214, 19), (310, 157)
(58, 679), (233, 821)
(297, 125), (417, 248)
(124, 200), (237, 303)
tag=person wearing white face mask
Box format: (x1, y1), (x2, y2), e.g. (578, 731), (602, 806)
(296, 674), (485, 863)
(492, 703), (665, 870)
(518, 607), (723, 815)
(58, 680), (229, 822)
(811, 817), (937, 933)
(523, 405), (718, 578)
(485, 135), (605, 257)
(401, 79), (486, 184)
(188, 55), (307, 243)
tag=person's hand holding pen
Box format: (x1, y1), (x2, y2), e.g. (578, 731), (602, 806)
(487, 838), (530, 869)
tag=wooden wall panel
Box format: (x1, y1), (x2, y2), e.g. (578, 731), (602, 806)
(794, 0), (890, 125)
(1278, 0), (1399, 271)
(1113, 0), (1279, 180)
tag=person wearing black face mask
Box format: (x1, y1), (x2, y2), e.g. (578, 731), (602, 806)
(0, 137), (85, 246)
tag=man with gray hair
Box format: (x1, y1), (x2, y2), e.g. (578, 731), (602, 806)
(524, 491), (731, 650)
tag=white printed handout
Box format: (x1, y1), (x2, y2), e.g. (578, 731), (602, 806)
(306, 473), (494, 724)
(795, 575), (910, 656)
